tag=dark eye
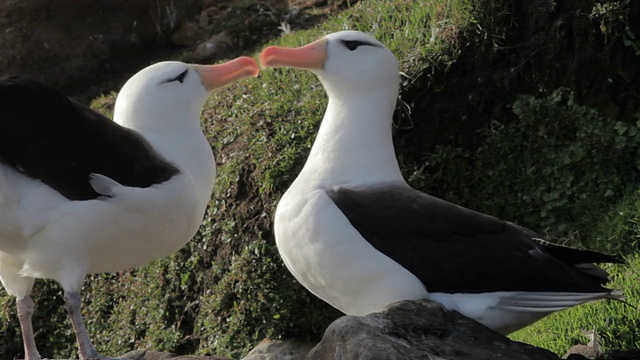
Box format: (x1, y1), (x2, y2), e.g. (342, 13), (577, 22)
(172, 69), (188, 83)
(341, 40), (371, 51)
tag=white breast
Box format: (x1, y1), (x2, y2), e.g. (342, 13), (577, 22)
(275, 182), (429, 315)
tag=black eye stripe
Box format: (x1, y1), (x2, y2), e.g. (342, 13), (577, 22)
(174, 69), (188, 83)
(340, 39), (377, 51)
(164, 69), (188, 84)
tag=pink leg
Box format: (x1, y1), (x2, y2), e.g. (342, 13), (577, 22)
(63, 290), (126, 360)
(16, 296), (43, 360)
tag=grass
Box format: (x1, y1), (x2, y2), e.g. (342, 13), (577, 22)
(203, 0), (478, 195)
(1, 0), (639, 358)
(509, 190), (640, 354)
(510, 254), (640, 354)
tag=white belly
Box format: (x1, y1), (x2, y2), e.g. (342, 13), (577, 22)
(0, 167), (203, 290)
(275, 186), (428, 315)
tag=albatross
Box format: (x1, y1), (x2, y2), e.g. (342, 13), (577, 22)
(0, 57), (259, 359)
(259, 31), (624, 334)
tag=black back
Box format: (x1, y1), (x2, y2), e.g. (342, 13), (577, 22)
(0, 76), (179, 200)
(327, 184), (623, 294)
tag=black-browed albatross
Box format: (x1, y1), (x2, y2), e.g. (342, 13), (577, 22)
(259, 31), (624, 335)
(0, 57), (259, 360)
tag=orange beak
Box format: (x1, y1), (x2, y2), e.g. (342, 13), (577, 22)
(259, 38), (328, 69)
(194, 56), (260, 91)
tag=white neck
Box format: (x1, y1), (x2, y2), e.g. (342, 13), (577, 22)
(299, 89), (404, 187)
(114, 98), (205, 137)
(115, 105), (216, 213)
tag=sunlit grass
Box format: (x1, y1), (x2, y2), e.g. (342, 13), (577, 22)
(510, 254), (640, 355)
(204, 0), (480, 197)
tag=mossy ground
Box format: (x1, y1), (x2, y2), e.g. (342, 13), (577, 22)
(1, 0), (639, 358)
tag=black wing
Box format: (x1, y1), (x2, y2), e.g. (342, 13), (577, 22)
(327, 184), (623, 294)
(0, 76), (179, 200)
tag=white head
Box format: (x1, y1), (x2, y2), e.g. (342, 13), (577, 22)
(259, 31), (404, 184)
(259, 30), (400, 99)
(114, 58), (259, 133)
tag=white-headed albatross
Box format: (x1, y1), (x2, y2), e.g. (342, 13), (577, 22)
(0, 57), (259, 360)
(259, 31), (624, 335)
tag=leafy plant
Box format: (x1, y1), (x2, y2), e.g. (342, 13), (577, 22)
(409, 88), (640, 246)
(591, 0), (640, 56)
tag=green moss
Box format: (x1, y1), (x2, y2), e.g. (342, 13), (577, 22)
(195, 239), (338, 358)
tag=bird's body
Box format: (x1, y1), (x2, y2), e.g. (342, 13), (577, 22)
(0, 159), (204, 276)
(261, 31), (624, 335)
(0, 75), (212, 285)
(0, 58), (259, 359)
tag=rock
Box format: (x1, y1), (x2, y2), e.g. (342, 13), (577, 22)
(564, 345), (601, 360)
(198, 4), (231, 29)
(0, 0), (201, 99)
(170, 22), (204, 47)
(194, 31), (232, 58)
(307, 299), (559, 360)
(566, 349), (640, 360)
(563, 328), (602, 360)
(595, 350), (640, 360)
(242, 338), (317, 360)
(122, 349), (232, 360)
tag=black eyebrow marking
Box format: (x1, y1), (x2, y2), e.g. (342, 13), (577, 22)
(340, 39), (380, 51)
(163, 69), (188, 84)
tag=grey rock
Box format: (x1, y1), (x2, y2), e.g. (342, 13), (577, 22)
(194, 31), (232, 59)
(564, 345), (601, 360)
(0, 0), (201, 99)
(566, 350), (640, 360)
(122, 349), (232, 360)
(170, 22), (204, 47)
(595, 350), (640, 360)
(242, 338), (317, 360)
(307, 299), (559, 360)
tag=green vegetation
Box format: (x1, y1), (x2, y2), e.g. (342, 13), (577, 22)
(413, 89), (640, 247)
(591, 0), (640, 55)
(510, 236), (640, 354)
(1, 0), (639, 358)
